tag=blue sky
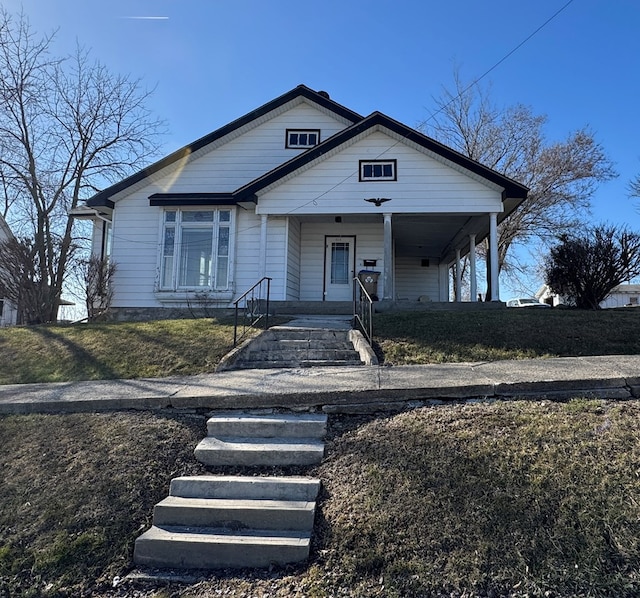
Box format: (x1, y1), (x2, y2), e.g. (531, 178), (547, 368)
(4, 0), (640, 294)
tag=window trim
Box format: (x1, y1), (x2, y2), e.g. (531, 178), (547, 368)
(158, 208), (234, 293)
(359, 159), (397, 182)
(285, 129), (321, 149)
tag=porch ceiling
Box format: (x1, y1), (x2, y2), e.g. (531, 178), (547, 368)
(392, 214), (477, 260)
(294, 213), (489, 263)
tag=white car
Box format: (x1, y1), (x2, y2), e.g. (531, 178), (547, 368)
(506, 298), (551, 308)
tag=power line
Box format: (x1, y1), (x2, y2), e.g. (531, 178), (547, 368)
(419, 0), (576, 129)
(110, 1), (577, 248)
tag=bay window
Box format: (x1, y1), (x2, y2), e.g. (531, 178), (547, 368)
(160, 209), (232, 291)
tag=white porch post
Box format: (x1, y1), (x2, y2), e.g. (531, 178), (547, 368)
(259, 214), (268, 279)
(438, 263), (449, 301)
(383, 213), (393, 300)
(455, 248), (462, 302)
(469, 234), (477, 302)
(489, 212), (499, 301)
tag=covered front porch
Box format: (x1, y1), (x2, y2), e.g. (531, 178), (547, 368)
(254, 210), (504, 306)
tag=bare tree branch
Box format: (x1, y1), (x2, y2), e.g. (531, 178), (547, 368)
(545, 224), (640, 309)
(423, 70), (617, 279)
(0, 9), (164, 323)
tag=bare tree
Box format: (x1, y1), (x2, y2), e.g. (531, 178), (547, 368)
(629, 172), (640, 199)
(80, 255), (117, 321)
(0, 9), (163, 322)
(544, 224), (640, 309)
(423, 71), (617, 285)
(0, 236), (59, 324)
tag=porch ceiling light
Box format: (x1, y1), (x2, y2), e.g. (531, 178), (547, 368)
(364, 197), (392, 207)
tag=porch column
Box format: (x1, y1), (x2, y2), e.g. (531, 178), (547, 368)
(438, 263), (449, 301)
(469, 234), (477, 302)
(489, 212), (499, 301)
(455, 248), (462, 302)
(383, 213), (393, 300)
(259, 214), (268, 279)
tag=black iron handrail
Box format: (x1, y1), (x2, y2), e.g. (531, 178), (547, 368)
(353, 276), (373, 345)
(233, 277), (272, 346)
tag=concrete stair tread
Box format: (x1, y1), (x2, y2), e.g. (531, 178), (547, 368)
(194, 437), (325, 466)
(153, 496), (316, 530)
(156, 496), (315, 510)
(205, 413), (327, 439)
(141, 525), (311, 542)
(238, 359), (362, 368)
(197, 437), (325, 450)
(134, 526), (311, 568)
(169, 475), (321, 501)
(207, 413), (326, 421)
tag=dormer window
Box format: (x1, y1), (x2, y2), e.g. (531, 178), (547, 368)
(286, 129), (320, 149)
(360, 159), (397, 181)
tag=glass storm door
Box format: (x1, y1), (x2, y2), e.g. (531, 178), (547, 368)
(324, 236), (355, 301)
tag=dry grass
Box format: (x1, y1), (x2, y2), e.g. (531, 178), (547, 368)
(2, 400), (640, 597)
(1, 310), (640, 385)
(374, 308), (640, 364)
(0, 319), (236, 384)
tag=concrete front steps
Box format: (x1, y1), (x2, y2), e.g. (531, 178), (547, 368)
(194, 412), (327, 467)
(133, 413), (326, 570)
(220, 326), (365, 370)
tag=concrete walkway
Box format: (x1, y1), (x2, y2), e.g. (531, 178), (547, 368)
(1, 354), (639, 415)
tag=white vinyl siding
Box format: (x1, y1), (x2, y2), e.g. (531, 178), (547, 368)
(108, 197), (160, 307)
(257, 130), (503, 215)
(232, 210), (262, 299)
(125, 103), (349, 196)
(394, 256), (440, 301)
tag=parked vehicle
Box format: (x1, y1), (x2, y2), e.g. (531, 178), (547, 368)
(506, 298), (551, 308)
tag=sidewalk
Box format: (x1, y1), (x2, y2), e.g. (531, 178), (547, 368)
(1, 354), (639, 415)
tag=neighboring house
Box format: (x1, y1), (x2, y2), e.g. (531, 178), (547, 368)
(74, 85), (528, 320)
(600, 284), (640, 308)
(0, 214), (18, 326)
(536, 284), (564, 307)
(537, 283), (640, 308)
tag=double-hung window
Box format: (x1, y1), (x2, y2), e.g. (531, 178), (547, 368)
(160, 209), (232, 291)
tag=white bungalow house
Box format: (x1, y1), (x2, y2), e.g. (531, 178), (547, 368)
(0, 214), (18, 326)
(537, 283), (640, 308)
(75, 85), (528, 320)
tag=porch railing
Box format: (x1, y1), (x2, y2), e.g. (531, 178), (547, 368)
(353, 276), (373, 345)
(233, 277), (271, 346)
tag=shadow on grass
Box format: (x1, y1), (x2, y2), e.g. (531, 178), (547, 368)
(31, 325), (119, 380)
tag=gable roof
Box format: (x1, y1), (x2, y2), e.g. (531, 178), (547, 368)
(0, 213), (14, 241)
(234, 111), (528, 203)
(87, 85), (363, 210)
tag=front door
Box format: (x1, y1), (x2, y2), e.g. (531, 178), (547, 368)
(324, 236), (355, 301)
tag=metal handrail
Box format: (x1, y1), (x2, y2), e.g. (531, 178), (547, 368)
(233, 277), (272, 346)
(353, 276), (373, 345)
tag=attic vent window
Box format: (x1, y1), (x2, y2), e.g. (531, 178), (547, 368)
(286, 129), (320, 149)
(359, 159), (397, 181)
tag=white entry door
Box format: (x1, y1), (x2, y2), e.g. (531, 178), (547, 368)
(324, 236), (355, 301)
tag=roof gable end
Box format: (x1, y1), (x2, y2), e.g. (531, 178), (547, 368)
(234, 111), (529, 201)
(87, 85), (363, 209)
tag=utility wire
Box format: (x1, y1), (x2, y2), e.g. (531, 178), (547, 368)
(110, 0), (577, 248)
(418, 0), (576, 129)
